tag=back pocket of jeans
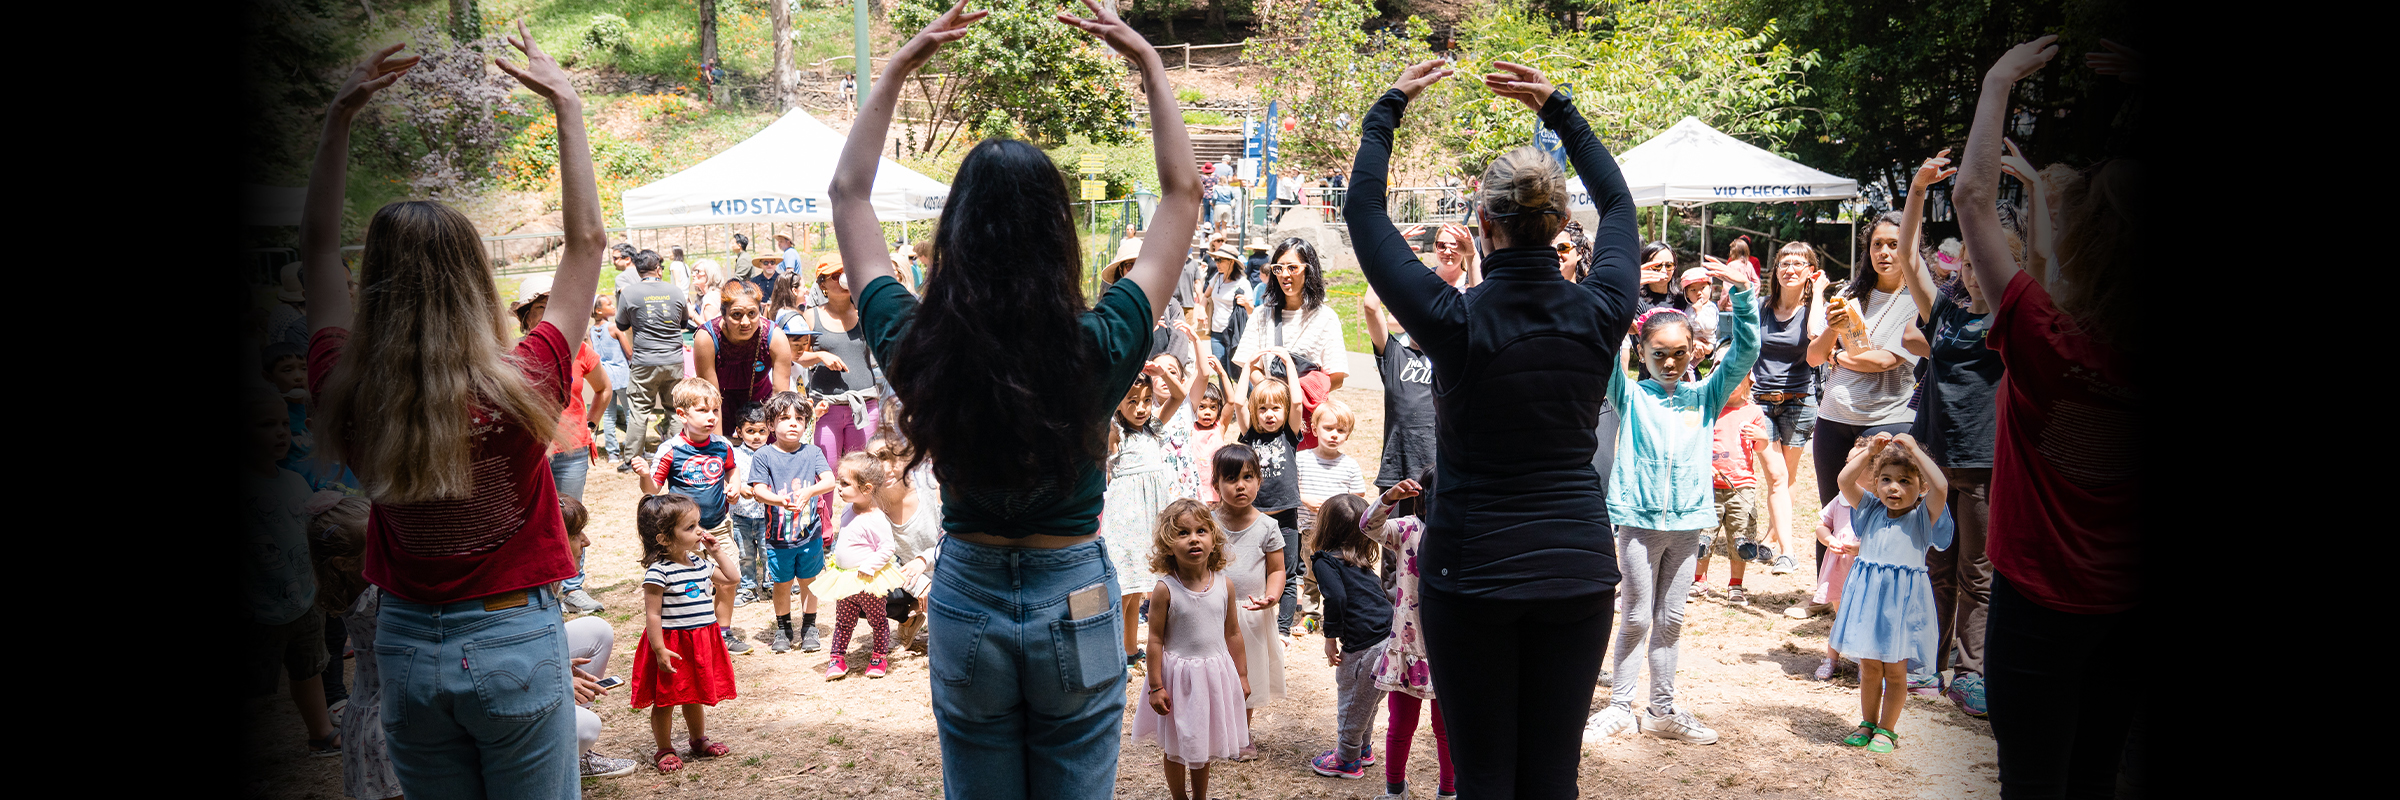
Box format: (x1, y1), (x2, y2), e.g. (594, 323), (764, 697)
(374, 644), (415, 734)
(1049, 611), (1124, 695)
(464, 624), (567, 722)
(928, 599), (988, 688)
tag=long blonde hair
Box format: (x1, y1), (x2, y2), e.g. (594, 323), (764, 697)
(315, 201), (564, 503)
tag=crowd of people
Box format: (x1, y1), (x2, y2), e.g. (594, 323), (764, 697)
(242, 7), (2138, 799)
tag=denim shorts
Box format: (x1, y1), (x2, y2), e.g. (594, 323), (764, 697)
(1755, 394), (1819, 447)
(926, 537), (1125, 800)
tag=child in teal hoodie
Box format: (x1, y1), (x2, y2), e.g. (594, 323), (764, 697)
(1584, 260), (1758, 747)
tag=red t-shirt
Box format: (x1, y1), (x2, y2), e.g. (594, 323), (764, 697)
(1710, 401), (1768, 490)
(1984, 273), (2140, 614)
(309, 321), (580, 605)
(554, 341), (600, 455)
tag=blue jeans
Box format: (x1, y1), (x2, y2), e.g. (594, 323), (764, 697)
(927, 538), (1126, 800)
(548, 450), (588, 502)
(375, 586), (578, 800)
(731, 515), (767, 592)
(599, 370), (632, 463)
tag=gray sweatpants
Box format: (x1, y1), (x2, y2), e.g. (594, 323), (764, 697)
(1334, 648), (1386, 761)
(568, 615), (614, 753)
(1610, 526), (1702, 714)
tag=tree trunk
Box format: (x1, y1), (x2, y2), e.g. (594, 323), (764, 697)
(771, 0), (793, 111)
(448, 0), (477, 41)
(699, 0), (719, 67)
(1161, 0), (1177, 42)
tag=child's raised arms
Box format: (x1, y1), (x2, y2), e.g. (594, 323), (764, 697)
(1359, 478), (1421, 549)
(1835, 436), (1879, 509)
(1891, 434), (1949, 524)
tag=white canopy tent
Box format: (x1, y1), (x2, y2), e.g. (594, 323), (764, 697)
(622, 108), (949, 227)
(1564, 116), (1858, 262)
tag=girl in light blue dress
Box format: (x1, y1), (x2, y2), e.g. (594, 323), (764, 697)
(1826, 433), (1954, 754)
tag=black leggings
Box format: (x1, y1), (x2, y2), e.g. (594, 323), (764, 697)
(1419, 586), (1613, 799)
(1986, 572), (2141, 800)
(1809, 417), (1911, 565)
(1268, 507), (1300, 633)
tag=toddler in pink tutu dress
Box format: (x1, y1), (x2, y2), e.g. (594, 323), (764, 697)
(1132, 499), (1251, 800)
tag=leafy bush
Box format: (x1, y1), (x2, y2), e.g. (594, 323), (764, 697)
(584, 13), (631, 52)
(1175, 87), (1206, 105)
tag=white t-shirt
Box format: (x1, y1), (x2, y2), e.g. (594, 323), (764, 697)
(1820, 287), (1923, 427)
(1209, 272), (1251, 333)
(1233, 304), (1346, 378)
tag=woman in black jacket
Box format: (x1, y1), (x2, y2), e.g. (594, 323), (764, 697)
(1344, 60), (1640, 798)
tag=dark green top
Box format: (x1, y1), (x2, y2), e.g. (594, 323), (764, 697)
(856, 275), (1154, 538)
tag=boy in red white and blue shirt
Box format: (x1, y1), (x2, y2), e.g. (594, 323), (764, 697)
(639, 378), (754, 655)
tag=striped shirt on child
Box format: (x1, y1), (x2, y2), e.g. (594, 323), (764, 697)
(644, 555), (718, 630)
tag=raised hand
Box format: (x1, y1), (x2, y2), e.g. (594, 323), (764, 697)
(1912, 148), (1957, 190)
(1706, 258), (1753, 292)
(1391, 58), (1456, 101)
(1483, 61), (1556, 112)
(1380, 478), (1422, 505)
(494, 19), (577, 104)
(331, 42), (418, 118)
(1999, 138), (2037, 183)
(1987, 35), (2059, 86)
(1057, 0), (1152, 63)
(2084, 38), (2143, 85)
(891, 0), (988, 77)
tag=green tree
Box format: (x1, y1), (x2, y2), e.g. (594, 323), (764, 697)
(1255, 0), (1438, 177)
(1718, 0), (2137, 215)
(891, 0), (1138, 154)
(1433, 0), (1821, 173)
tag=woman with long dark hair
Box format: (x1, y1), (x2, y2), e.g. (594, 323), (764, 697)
(825, 3), (1200, 798)
(299, 26), (605, 798)
(1804, 210), (1924, 546)
(1232, 237), (1348, 392)
(1346, 59), (1639, 798)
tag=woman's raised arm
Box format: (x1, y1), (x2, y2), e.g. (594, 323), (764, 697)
(830, 1), (988, 294)
(1344, 60), (1462, 361)
(497, 20), (605, 345)
(302, 43), (416, 335)
(1059, 0), (1198, 316)
(1954, 36), (2057, 299)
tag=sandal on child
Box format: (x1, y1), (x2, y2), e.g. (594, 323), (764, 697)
(1866, 727), (1899, 754)
(1841, 721), (1876, 747)
(689, 736), (731, 759)
(654, 747), (685, 773)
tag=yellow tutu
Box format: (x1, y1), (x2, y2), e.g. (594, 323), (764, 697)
(809, 559), (905, 603)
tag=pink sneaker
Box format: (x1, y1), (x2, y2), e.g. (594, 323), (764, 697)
(825, 655), (849, 680)
(866, 656), (890, 678)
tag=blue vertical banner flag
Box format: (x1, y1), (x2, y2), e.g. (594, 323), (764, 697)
(1534, 126), (1568, 172)
(1260, 101), (1280, 227)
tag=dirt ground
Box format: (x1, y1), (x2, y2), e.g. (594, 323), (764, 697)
(246, 365), (1997, 799)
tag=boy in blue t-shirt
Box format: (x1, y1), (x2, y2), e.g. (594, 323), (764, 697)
(745, 391), (838, 654)
(640, 378), (754, 655)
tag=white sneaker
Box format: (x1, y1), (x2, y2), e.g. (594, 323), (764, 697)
(1639, 708), (1719, 744)
(580, 750), (638, 779)
(563, 589), (604, 614)
(1583, 705), (1637, 742)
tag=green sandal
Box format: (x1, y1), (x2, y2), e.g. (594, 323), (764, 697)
(1866, 727), (1899, 753)
(1841, 721), (1876, 747)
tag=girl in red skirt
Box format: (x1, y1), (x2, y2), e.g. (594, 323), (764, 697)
(632, 494), (741, 772)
